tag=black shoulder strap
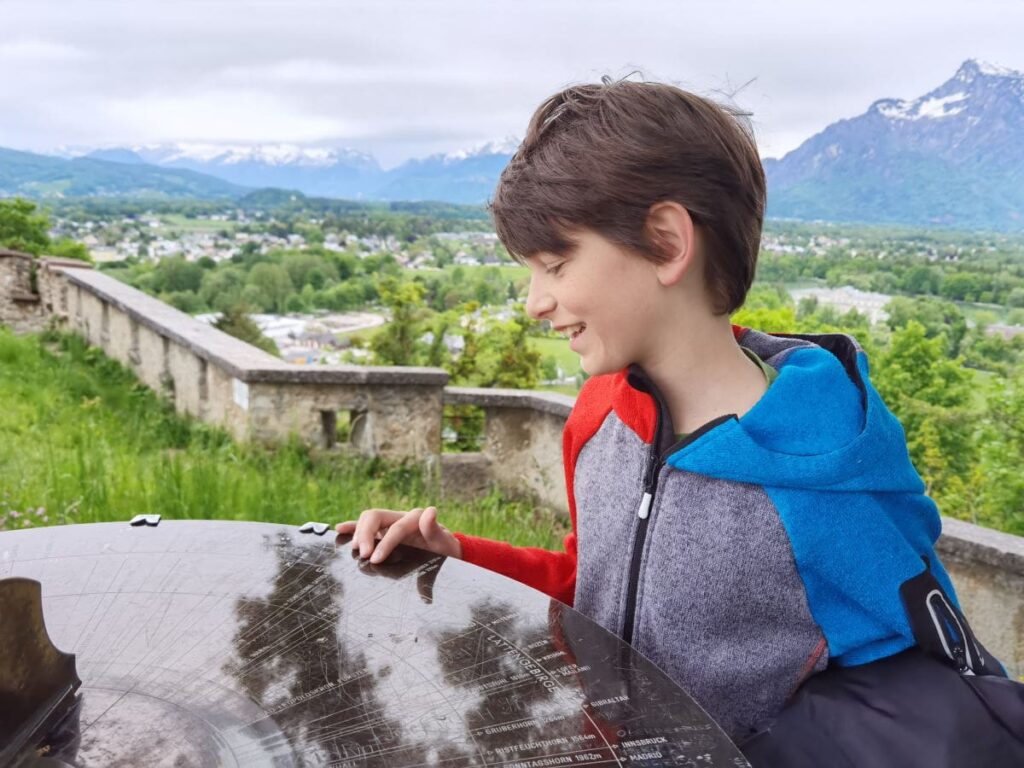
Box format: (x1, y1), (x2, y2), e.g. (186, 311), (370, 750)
(899, 557), (1006, 678)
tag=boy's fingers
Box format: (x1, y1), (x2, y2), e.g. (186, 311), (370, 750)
(419, 506), (443, 542)
(353, 509), (391, 558)
(335, 521), (356, 534)
(370, 508), (423, 563)
(420, 506), (458, 558)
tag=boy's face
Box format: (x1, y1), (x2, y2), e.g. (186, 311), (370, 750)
(525, 229), (664, 376)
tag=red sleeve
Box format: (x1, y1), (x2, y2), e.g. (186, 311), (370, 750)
(453, 372), (632, 606)
(453, 530), (578, 605)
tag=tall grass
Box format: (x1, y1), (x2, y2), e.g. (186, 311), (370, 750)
(0, 328), (568, 547)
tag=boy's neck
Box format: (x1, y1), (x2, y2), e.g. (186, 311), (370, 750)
(639, 315), (766, 436)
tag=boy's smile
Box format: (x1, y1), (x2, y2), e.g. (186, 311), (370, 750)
(525, 229), (663, 376)
(555, 322), (586, 350)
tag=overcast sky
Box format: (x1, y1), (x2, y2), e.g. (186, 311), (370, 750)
(2, 0), (1022, 167)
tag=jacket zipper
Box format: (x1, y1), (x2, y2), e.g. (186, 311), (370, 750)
(621, 439), (661, 646)
(619, 412), (736, 647)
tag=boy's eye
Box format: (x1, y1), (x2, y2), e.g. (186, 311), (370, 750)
(545, 262), (564, 276)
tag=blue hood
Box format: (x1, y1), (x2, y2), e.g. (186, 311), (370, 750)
(666, 333), (927, 495)
(665, 331), (956, 667)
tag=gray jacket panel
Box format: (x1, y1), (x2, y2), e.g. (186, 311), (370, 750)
(572, 409), (828, 740)
(634, 467), (828, 738)
(573, 411), (649, 638)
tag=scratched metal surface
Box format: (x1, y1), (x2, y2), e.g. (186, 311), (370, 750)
(0, 521), (749, 767)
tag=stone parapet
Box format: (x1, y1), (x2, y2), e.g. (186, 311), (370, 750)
(444, 387), (574, 513)
(41, 265), (447, 468)
(938, 517), (1024, 678)
(0, 249), (45, 332)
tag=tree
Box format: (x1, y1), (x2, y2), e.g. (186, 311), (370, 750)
(873, 321), (977, 511)
(152, 256), (204, 294)
(0, 198), (51, 255)
(285, 294), (308, 313)
(246, 263), (295, 313)
(166, 291), (203, 313)
(451, 305), (541, 389)
(425, 311), (457, 368)
(214, 304), (280, 356)
(940, 272), (979, 302)
(730, 306), (799, 333)
(1006, 288), (1024, 309)
(975, 373), (1024, 535)
(900, 265), (941, 295)
(884, 297), (967, 357)
(48, 237), (92, 262)
(283, 252), (338, 290)
(200, 266), (248, 312)
(370, 278), (429, 365)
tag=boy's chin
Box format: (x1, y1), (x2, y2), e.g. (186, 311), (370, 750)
(578, 356), (616, 378)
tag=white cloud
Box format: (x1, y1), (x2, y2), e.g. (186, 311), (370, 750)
(100, 89), (351, 144)
(0, 38), (91, 62)
(218, 60), (365, 86)
(0, 0), (1022, 163)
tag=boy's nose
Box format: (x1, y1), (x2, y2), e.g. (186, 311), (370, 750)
(525, 275), (555, 319)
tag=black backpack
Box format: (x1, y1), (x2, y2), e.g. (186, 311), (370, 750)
(740, 559), (1024, 768)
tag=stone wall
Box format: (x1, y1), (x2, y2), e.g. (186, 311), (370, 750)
(0, 249), (45, 332)
(2, 254), (1022, 677)
(938, 518), (1024, 678)
(37, 262), (447, 470)
(442, 387), (572, 512)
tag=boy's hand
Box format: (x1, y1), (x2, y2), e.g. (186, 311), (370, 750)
(335, 506), (462, 564)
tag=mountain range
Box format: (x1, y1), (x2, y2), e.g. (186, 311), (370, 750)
(764, 59), (1024, 231)
(2, 60), (1022, 231)
(0, 146), (244, 199)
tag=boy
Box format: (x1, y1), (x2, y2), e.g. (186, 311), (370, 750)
(337, 80), (1020, 758)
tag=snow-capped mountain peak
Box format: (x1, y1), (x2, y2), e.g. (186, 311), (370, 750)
(868, 59), (1023, 124)
(956, 58), (1021, 81)
(442, 136), (520, 164)
(128, 142), (376, 168)
(766, 58), (1024, 232)
(871, 92), (969, 121)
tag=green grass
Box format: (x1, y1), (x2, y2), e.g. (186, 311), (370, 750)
(0, 328), (568, 547)
(537, 383), (581, 397)
(338, 321), (388, 344)
(529, 336), (582, 380)
(492, 264), (530, 282)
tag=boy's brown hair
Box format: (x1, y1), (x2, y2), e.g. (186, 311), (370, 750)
(490, 79), (766, 315)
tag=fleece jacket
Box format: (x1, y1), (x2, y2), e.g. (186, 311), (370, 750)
(454, 327), (962, 740)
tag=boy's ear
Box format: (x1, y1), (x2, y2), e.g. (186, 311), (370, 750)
(646, 202), (697, 287)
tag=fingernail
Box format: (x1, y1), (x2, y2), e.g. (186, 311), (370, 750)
(360, 544), (369, 558)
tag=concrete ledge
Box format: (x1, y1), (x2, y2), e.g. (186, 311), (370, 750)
(58, 267), (448, 386)
(39, 256), (96, 270)
(938, 516), (1024, 577)
(0, 248), (33, 261)
(937, 516), (1024, 677)
(244, 365), (448, 386)
(445, 386), (575, 418)
(60, 267), (280, 375)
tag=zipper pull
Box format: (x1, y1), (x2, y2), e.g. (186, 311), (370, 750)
(637, 492), (652, 520)
(952, 645), (973, 675)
